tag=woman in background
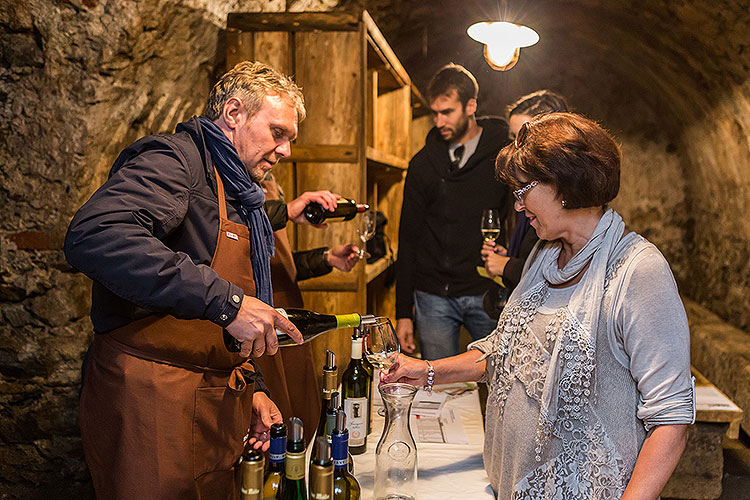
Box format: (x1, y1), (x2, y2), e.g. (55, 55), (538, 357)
(481, 90), (569, 316)
(385, 112), (694, 500)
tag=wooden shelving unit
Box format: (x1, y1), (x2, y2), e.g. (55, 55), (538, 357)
(225, 9), (425, 371)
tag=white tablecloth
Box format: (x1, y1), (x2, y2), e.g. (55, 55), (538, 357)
(351, 382), (495, 499)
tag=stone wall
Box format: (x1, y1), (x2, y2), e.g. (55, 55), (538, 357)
(0, 0), (302, 497)
(3, 0), (750, 497)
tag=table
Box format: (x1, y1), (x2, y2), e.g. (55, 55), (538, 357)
(661, 366), (743, 500)
(351, 382), (495, 499)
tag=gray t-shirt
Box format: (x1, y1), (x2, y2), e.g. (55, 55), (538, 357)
(449, 128), (482, 169)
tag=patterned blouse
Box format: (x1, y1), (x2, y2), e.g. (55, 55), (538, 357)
(469, 233), (695, 499)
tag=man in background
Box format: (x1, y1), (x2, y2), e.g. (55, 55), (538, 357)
(395, 63), (512, 359)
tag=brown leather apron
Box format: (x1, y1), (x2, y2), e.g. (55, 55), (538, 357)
(255, 176), (321, 445)
(80, 173), (257, 500)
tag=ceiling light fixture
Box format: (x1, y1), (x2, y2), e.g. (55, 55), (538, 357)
(467, 21), (539, 71)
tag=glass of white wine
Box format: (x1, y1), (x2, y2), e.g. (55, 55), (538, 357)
(356, 209), (377, 260)
(481, 208), (501, 243)
(363, 317), (400, 373)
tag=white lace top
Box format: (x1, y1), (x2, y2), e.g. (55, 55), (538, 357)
(469, 234), (695, 499)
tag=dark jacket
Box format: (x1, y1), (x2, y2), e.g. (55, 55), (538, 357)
(64, 116), (290, 390)
(502, 225), (539, 290)
(395, 117), (512, 319)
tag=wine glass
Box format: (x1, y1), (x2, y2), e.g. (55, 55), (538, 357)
(363, 317), (400, 374)
(481, 208), (501, 243)
(356, 209), (376, 260)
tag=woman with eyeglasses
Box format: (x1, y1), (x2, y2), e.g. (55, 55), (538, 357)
(383, 112), (694, 500)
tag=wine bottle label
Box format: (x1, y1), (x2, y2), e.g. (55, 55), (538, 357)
(344, 398), (368, 446)
(274, 308), (289, 339)
(333, 458), (348, 468)
(285, 451), (305, 480)
(269, 452), (285, 463)
(335, 313), (361, 329)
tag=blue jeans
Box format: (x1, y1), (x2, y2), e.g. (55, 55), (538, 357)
(413, 290), (497, 360)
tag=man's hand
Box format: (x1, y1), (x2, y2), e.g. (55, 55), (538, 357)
(286, 191), (340, 226)
(225, 296), (303, 358)
(396, 318), (417, 354)
(247, 392), (283, 451)
(327, 244), (360, 272)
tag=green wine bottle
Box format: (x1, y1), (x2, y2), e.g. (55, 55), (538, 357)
(332, 409), (361, 500)
(224, 309), (376, 352)
(342, 333), (371, 455)
(240, 448), (264, 500)
(280, 417), (307, 500)
(309, 437), (333, 500)
(263, 423), (286, 500)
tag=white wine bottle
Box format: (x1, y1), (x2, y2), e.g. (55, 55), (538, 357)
(332, 409), (361, 500)
(280, 417), (307, 500)
(309, 437), (333, 500)
(224, 309), (376, 352)
(304, 199), (369, 225)
(341, 333), (371, 455)
(240, 448), (264, 500)
(263, 423), (286, 500)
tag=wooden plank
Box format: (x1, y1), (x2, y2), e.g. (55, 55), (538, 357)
(225, 30), (254, 70)
(228, 12), (360, 32)
(366, 70), (378, 148)
(411, 115), (434, 156)
(362, 11), (411, 89)
(366, 147), (408, 170)
(365, 255), (393, 283)
(283, 145), (358, 163)
(375, 85), (411, 160)
(692, 366), (743, 438)
(295, 30), (363, 256)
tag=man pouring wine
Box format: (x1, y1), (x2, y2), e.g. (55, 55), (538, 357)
(64, 61), (347, 500)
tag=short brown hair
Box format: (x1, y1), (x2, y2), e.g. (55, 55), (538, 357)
(495, 113), (620, 209)
(205, 61), (306, 122)
(507, 89), (569, 119)
(427, 63), (479, 107)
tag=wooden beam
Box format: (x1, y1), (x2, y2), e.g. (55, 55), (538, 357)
(227, 12), (359, 32)
(282, 145), (358, 163)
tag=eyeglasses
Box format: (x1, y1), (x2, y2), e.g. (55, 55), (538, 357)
(513, 180), (538, 203)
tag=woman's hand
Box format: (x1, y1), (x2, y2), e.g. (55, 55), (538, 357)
(481, 241), (510, 277)
(381, 353), (429, 386)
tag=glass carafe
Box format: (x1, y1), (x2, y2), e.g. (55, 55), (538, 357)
(374, 383), (418, 500)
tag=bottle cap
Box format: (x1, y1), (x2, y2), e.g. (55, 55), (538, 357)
(325, 350), (336, 370)
(335, 407), (346, 433)
(313, 436), (332, 463)
(288, 417), (303, 442)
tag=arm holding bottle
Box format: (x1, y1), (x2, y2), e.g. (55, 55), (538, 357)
(225, 295), (303, 358)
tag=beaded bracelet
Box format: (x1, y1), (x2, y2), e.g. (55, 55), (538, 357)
(424, 360), (435, 393)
